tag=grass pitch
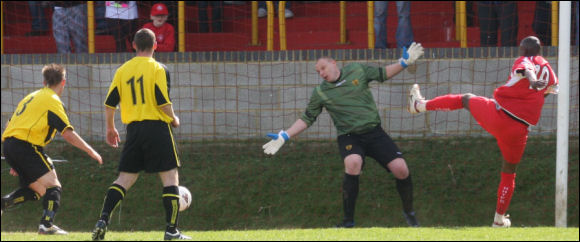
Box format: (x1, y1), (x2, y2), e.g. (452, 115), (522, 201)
(1, 137), (578, 233)
(1, 227), (578, 241)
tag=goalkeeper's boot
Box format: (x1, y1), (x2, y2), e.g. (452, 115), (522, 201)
(408, 84), (425, 114)
(335, 220), (355, 228)
(492, 213), (511, 228)
(38, 224), (68, 235)
(164, 229), (192, 240)
(92, 219), (108, 241)
(403, 211), (420, 227)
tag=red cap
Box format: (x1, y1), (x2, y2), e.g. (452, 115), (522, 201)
(151, 3), (168, 16)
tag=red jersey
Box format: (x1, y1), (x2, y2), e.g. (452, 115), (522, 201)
(493, 56), (558, 126)
(142, 22), (175, 52)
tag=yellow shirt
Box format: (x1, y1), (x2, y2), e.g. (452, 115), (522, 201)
(2, 87), (73, 147)
(104, 56), (173, 124)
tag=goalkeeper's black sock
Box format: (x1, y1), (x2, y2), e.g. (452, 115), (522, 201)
(2, 187), (40, 209)
(40, 186), (61, 227)
(163, 186), (180, 233)
(342, 173), (359, 222)
(99, 184), (126, 224)
(396, 174), (414, 213)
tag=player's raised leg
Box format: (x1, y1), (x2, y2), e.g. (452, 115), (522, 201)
(408, 84), (426, 114)
(408, 84), (471, 114)
(2, 187), (40, 216)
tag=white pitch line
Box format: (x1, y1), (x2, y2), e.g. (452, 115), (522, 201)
(1, 156), (68, 162)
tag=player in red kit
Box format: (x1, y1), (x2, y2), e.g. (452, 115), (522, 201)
(142, 3), (175, 52)
(407, 36), (558, 227)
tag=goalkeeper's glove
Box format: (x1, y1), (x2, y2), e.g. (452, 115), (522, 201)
(399, 42), (424, 68)
(262, 130), (290, 155)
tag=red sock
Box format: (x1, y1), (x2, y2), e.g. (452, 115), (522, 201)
(496, 172), (516, 215)
(426, 94), (464, 111)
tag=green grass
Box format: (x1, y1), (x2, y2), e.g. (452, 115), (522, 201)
(1, 227), (579, 241)
(1, 136), (578, 233)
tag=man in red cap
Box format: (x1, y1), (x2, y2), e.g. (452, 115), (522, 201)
(143, 3), (175, 52)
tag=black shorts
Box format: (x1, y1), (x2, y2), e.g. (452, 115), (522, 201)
(337, 125), (403, 172)
(119, 120), (181, 173)
(2, 137), (54, 187)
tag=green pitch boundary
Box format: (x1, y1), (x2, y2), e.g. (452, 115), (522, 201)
(1, 227), (579, 241)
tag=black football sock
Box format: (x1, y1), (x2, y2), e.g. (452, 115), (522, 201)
(40, 186), (61, 227)
(396, 174), (414, 213)
(163, 186), (180, 233)
(342, 173), (359, 222)
(99, 184), (126, 224)
(2, 187), (40, 209)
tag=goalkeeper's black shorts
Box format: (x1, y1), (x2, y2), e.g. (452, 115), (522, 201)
(336, 125), (403, 172)
(119, 120), (181, 173)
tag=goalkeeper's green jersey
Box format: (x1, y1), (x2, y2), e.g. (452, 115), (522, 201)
(301, 63), (388, 136)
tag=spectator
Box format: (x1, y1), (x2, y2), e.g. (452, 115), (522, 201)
(477, 1), (518, 47)
(532, 1), (579, 47)
(198, 1), (223, 33)
(466, 2), (476, 27)
(142, 3), (175, 52)
(258, 1), (293, 18)
(453, 2), (476, 27)
(151, 1), (178, 32)
(105, 1), (138, 52)
(374, 1), (414, 49)
(52, 1), (87, 53)
(26, 1), (49, 36)
(532, 1), (551, 46)
(94, 1), (110, 35)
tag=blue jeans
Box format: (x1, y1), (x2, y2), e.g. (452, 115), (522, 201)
(374, 1), (414, 49)
(28, 1), (48, 31)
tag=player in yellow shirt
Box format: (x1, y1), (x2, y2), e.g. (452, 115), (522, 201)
(92, 28), (190, 241)
(1, 63), (103, 235)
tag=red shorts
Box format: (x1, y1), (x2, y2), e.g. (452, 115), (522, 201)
(468, 96), (529, 164)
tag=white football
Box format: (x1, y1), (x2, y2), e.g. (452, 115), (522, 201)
(178, 186), (192, 212)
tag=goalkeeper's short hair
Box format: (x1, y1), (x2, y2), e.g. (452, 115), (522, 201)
(317, 56), (335, 62)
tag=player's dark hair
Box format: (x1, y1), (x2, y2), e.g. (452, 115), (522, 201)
(42, 63), (65, 87)
(519, 36), (541, 56)
(133, 28), (156, 52)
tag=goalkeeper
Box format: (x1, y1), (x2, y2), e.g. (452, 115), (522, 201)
(263, 42), (424, 228)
